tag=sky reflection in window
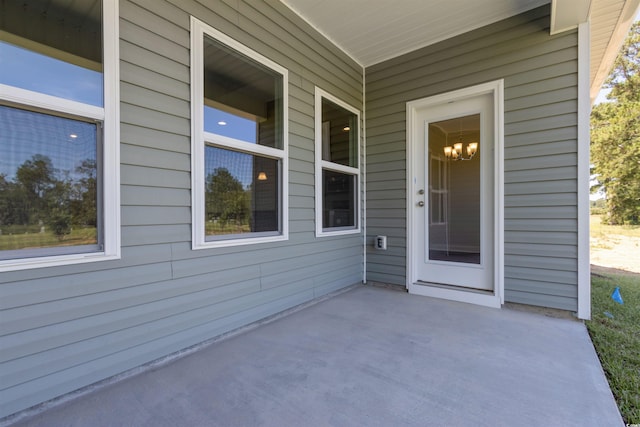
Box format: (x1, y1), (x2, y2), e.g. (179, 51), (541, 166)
(0, 42), (103, 107)
(204, 105), (257, 144)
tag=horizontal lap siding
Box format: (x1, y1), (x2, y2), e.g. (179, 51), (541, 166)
(0, 0), (363, 417)
(365, 5), (579, 311)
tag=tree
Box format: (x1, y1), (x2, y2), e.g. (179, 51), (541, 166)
(205, 168), (250, 228)
(591, 21), (640, 225)
(15, 154), (55, 198)
(46, 178), (73, 240)
(14, 154), (55, 225)
(0, 174), (20, 226)
(48, 209), (72, 241)
(607, 21), (640, 101)
(71, 159), (98, 227)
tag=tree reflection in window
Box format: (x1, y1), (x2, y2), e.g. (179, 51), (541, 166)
(0, 106), (98, 254)
(204, 146), (279, 237)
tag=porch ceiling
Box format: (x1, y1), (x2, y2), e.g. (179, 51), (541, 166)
(280, 0), (548, 67)
(280, 0), (640, 102)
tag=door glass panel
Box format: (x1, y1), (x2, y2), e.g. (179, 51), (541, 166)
(428, 114), (480, 264)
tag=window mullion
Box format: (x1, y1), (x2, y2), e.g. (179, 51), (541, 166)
(321, 160), (359, 176)
(204, 132), (285, 159)
(0, 84), (104, 121)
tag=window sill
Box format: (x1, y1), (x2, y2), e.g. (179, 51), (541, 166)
(316, 228), (361, 238)
(0, 251), (120, 272)
(193, 233), (288, 250)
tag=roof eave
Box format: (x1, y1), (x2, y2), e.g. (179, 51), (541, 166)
(589, 0), (640, 102)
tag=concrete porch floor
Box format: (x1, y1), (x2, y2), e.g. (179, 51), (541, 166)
(7, 285), (622, 427)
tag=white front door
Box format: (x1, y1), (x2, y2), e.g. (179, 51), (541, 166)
(411, 92), (494, 292)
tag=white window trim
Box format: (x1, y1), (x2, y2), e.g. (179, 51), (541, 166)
(314, 87), (361, 237)
(190, 17), (289, 249)
(0, 0), (120, 272)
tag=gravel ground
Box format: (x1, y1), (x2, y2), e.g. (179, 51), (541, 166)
(590, 233), (640, 274)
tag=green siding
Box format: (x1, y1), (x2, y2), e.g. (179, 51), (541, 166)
(0, 1), (586, 419)
(0, 0), (363, 418)
(365, 5), (580, 312)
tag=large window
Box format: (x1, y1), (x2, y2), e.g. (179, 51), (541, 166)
(0, 0), (119, 270)
(315, 88), (360, 236)
(191, 18), (288, 248)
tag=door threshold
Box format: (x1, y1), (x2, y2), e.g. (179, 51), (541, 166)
(410, 281), (501, 309)
(416, 281), (492, 294)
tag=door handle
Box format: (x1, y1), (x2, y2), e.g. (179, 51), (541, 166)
(418, 201), (425, 207)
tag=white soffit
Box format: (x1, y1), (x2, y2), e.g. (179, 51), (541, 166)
(550, 0), (591, 34)
(280, 0), (549, 67)
(280, 0), (639, 101)
(589, 0), (640, 101)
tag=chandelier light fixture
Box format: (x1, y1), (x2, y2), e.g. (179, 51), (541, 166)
(444, 121), (478, 161)
(444, 141), (478, 161)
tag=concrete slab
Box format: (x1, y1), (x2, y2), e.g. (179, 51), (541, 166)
(6, 285), (623, 426)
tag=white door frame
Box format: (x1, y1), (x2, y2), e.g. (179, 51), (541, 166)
(406, 80), (505, 308)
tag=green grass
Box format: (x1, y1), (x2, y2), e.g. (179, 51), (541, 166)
(587, 272), (640, 424)
(591, 214), (640, 238)
(0, 227), (97, 251)
(205, 221), (251, 235)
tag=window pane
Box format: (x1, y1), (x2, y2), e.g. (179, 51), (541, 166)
(428, 114), (481, 264)
(322, 170), (356, 229)
(203, 35), (283, 148)
(321, 98), (357, 167)
(0, 106), (99, 257)
(205, 146), (279, 237)
(204, 105), (257, 143)
(0, 1), (103, 106)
